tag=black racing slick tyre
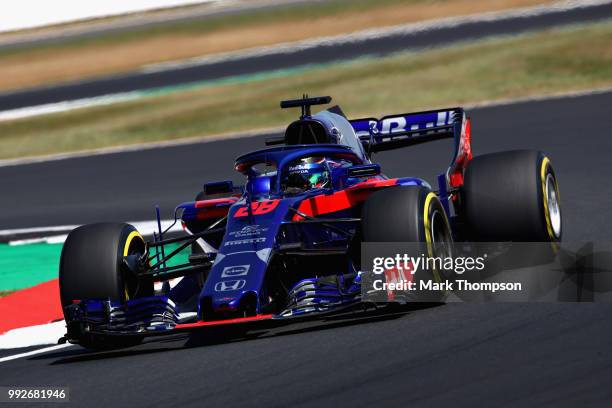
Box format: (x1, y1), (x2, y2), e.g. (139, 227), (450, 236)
(463, 150), (562, 242)
(59, 223), (150, 306)
(362, 186), (453, 245)
(59, 223), (152, 350)
(361, 186), (454, 301)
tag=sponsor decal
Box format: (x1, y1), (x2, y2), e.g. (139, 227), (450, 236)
(288, 166), (308, 173)
(228, 224), (269, 238)
(214, 279), (246, 292)
(221, 265), (250, 278)
(234, 199), (280, 217)
(353, 111), (454, 138)
(224, 237), (266, 246)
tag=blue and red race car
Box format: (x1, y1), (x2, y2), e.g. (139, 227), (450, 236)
(59, 96), (562, 349)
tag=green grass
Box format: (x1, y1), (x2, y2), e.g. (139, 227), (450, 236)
(1, 21), (611, 160)
(0, 242), (190, 292)
(0, 244), (61, 291)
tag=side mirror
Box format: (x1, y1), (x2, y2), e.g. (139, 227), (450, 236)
(204, 180), (233, 195)
(246, 176), (272, 196)
(347, 164), (381, 178)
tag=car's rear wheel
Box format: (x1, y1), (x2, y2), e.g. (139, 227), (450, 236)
(59, 223), (152, 349)
(462, 150), (562, 242)
(362, 186), (454, 301)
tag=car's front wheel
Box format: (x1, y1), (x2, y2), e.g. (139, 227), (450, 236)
(59, 223), (152, 349)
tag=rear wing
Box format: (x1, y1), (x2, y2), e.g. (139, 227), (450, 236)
(350, 107), (473, 188)
(349, 108), (463, 153)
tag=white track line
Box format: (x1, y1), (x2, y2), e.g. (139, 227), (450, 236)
(1, 219), (182, 245)
(1, 0), (218, 33)
(0, 321), (66, 350)
(7, 235), (69, 246)
(0, 344), (73, 363)
(0, 92), (141, 121)
(0, 224), (80, 236)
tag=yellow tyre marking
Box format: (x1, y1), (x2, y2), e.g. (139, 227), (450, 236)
(122, 230), (144, 301)
(123, 230), (143, 256)
(423, 192), (435, 256)
(540, 157), (556, 241)
(423, 192), (442, 283)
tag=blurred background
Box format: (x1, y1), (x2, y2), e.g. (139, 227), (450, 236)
(0, 0), (610, 160)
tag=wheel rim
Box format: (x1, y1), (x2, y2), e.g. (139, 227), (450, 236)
(429, 208), (454, 283)
(122, 231), (146, 300)
(430, 209), (453, 259)
(545, 173), (561, 238)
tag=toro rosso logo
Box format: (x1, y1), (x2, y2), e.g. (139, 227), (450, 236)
(234, 199), (279, 217)
(214, 279), (246, 292)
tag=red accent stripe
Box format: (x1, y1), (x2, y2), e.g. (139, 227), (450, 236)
(449, 117), (473, 188)
(196, 207), (230, 220)
(176, 314), (274, 329)
(194, 197), (238, 219)
(194, 197), (238, 208)
(0, 279), (63, 334)
(348, 178), (398, 190)
(293, 178), (398, 219)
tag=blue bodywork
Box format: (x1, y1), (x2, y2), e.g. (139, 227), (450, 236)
(64, 98), (470, 336)
(177, 144), (429, 320)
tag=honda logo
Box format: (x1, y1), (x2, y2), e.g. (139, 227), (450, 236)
(214, 279), (246, 292)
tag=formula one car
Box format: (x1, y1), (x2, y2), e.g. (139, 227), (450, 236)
(59, 96), (562, 349)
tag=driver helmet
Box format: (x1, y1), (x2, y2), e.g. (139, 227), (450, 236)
(282, 156), (330, 193)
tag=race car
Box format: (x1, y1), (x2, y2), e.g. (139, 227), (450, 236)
(59, 95), (562, 349)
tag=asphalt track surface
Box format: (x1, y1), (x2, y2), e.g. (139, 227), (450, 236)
(1, 92), (611, 406)
(1, 2), (612, 111)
